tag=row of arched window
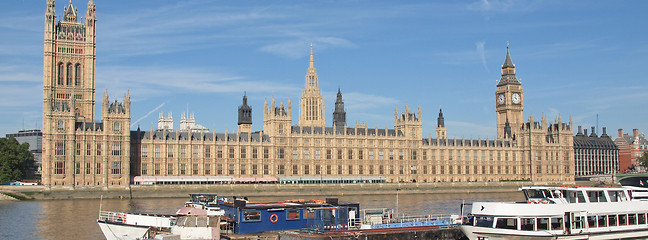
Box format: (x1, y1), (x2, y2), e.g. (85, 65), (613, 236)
(56, 62), (81, 86)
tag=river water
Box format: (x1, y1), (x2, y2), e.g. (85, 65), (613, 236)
(0, 191), (523, 240)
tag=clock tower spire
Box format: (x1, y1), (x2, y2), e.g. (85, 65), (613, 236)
(495, 43), (524, 139)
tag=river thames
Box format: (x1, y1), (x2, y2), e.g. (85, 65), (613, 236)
(0, 191), (522, 240)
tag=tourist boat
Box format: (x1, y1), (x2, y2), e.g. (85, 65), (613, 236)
(354, 208), (460, 230)
(97, 194), (226, 240)
(460, 186), (648, 240)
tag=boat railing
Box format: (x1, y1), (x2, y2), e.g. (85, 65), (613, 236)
(394, 214), (458, 224)
(99, 211), (128, 223)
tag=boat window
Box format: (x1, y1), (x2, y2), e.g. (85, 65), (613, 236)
(598, 215), (607, 227)
(550, 217), (563, 230)
(525, 189), (551, 199)
(639, 213), (646, 224)
(629, 214), (637, 225)
(243, 211), (261, 221)
(572, 216), (584, 229)
(537, 218), (549, 230)
(608, 215), (617, 226)
(587, 191), (606, 203)
(566, 191), (577, 203)
(475, 216), (494, 228)
(587, 216), (597, 228)
(576, 191), (586, 203)
(287, 210), (300, 220)
(521, 218), (535, 231)
(619, 214), (628, 226)
(304, 209), (315, 219)
(495, 217), (517, 230)
(609, 191), (622, 202)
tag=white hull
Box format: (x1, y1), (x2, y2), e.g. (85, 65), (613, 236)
(97, 220), (151, 240)
(461, 225), (648, 240)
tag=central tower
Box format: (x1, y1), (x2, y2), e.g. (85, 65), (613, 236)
(298, 44), (325, 127)
(495, 44), (524, 139)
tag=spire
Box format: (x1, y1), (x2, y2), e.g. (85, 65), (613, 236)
(504, 117), (512, 139)
(336, 88), (342, 103)
(238, 93), (252, 126)
(63, 0), (78, 22)
(333, 88), (346, 129)
(305, 43), (318, 88)
(498, 43), (520, 86)
(503, 42), (514, 68)
(437, 108), (445, 127)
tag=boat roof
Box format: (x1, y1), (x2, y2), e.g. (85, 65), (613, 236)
(222, 200), (359, 210)
(519, 186), (628, 191)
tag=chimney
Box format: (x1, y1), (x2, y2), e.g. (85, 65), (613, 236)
(618, 129), (623, 138)
(584, 129), (588, 136)
(590, 126), (597, 137)
(633, 129), (639, 138)
(602, 127), (608, 137)
(577, 126), (583, 135)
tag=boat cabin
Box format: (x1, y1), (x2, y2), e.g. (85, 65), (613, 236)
(220, 198), (359, 234)
(521, 186), (631, 204)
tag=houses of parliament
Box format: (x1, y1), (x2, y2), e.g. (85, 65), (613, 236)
(41, 1), (575, 188)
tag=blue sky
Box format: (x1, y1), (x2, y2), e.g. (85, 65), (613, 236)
(1, 0), (647, 138)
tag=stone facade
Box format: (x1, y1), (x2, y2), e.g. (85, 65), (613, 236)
(130, 45), (574, 184)
(42, 0), (130, 188)
(42, 1), (575, 188)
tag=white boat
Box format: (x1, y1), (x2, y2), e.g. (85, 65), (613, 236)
(460, 186), (648, 240)
(97, 194), (225, 240)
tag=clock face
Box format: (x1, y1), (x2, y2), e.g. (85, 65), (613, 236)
(497, 94), (505, 105)
(512, 93), (521, 104)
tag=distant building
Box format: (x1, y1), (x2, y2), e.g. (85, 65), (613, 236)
(573, 126), (618, 176)
(615, 129), (648, 173)
(6, 129), (43, 174)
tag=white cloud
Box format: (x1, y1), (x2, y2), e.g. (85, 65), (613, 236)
(476, 41), (488, 72)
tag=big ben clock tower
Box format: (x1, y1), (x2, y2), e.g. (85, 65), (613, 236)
(496, 44), (523, 139)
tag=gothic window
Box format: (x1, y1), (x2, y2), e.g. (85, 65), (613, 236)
(168, 146), (174, 158)
(348, 150), (353, 160)
(66, 63), (73, 85)
(315, 150), (321, 159)
(168, 163), (174, 175)
(180, 146), (186, 158)
(154, 146), (160, 158)
(228, 164), (234, 175)
(358, 150), (363, 160)
(252, 164), (258, 175)
(111, 161), (121, 175)
(327, 165), (332, 174)
(96, 143), (102, 156)
(55, 141), (65, 155)
(264, 148), (269, 159)
(141, 146), (148, 157)
(264, 164), (269, 175)
(86, 162), (91, 174)
(240, 164), (246, 175)
(293, 165), (298, 175)
(57, 120), (65, 132)
(348, 165), (353, 175)
(180, 164), (186, 175)
(389, 150), (394, 160)
(204, 164), (210, 175)
(194, 147), (200, 158)
(141, 164), (147, 175)
(217, 164), (223, 175)
(154, 164), (160, 175)
(304, 165), (309, 175)
(112, 143), (121, 156)
(54, 161), (65, 174)
(76, 143), (81, 155)
(113, 122), (120, 133)
(86, 143), (91, 156)
(337, 150), (342, 159)
(205, 147), (211, 158)
(74, 64), (81, 86)
(412, 150), (417, 160)
(193, 164), (199, 175)
(57, 62), (64, 85)
(278, 164), (285, 175)
(252, 148), (257, 159)
(304, 150), (310, 159)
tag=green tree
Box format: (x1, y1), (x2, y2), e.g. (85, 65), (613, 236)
(639, 151), (648, 171)
(0, 137), (34, 183)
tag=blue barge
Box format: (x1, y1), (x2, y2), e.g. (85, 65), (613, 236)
(220, 198), (359, 235)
